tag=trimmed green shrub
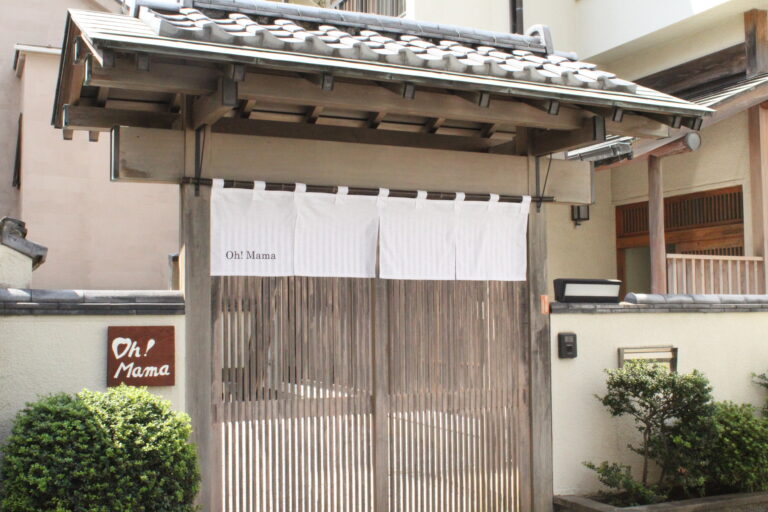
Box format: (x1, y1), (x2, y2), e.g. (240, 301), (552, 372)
(583, 461), (666, 507)
(593, 360), (714, 497)
(0, 386), (199, 512)
(705, 401), (768, 494)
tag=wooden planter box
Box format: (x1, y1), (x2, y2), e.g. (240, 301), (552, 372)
(555, 492), (768, 512)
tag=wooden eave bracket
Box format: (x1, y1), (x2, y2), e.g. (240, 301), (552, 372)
(525, 99), (561, 116)
(193, 76), (238, 129)
(531, 115), (606, 155)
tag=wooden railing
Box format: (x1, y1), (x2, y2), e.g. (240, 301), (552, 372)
(333, 0), (406, 17)
(667, 254), (766, 295)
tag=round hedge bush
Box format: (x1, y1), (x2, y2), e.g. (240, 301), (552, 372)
(0, 386), (199, 512)
(705, 401), (768, 494)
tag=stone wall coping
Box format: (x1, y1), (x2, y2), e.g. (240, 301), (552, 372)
(0, 288), (184, 316)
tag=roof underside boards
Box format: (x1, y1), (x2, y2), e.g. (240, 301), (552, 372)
(69, 8), (711, 117)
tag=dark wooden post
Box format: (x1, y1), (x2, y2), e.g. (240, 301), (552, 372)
(648, 155), (667, 294)
(745, 10), (768, 78)
(749, 103), (768, 293)
(528, 156), (553, 512)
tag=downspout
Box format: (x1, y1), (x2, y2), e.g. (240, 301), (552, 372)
(510, 0), (523, 34)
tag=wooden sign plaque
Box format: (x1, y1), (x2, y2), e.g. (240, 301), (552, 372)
(107, 326), (175, 387)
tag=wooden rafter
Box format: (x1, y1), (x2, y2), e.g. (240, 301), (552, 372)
(193, 77), (238, 129)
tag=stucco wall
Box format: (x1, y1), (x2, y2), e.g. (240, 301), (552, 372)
(547, 169), (616, 296)
(18, 51), (179, 290)
(0, 313), (186, 447)
(405, 0), (510, 33)
(550, 310), (768, 496)
(0, 0), (118, 219)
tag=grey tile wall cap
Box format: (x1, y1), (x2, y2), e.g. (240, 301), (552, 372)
(0, 288), (184, 304)
(625, 293), (768, 305)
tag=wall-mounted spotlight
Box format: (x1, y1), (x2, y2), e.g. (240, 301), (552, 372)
(571, 204), (590, 226)
(554, 278), (622, 304)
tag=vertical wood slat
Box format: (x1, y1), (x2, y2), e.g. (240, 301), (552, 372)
(215, 276), (530, 512)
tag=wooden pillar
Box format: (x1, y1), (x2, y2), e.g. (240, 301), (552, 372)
(180, 124), (219, 511)
(745, 10), (768, 78)
(749, 104), (768, 293)
(648, 155), (667, 294)
(528, 156), (553, 512)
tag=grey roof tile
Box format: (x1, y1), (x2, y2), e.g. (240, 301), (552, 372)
(123, 4), (698, 99)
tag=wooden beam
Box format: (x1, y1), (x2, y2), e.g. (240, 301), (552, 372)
(480, 123), (497, 138)
(748, 104), (768, 291)
(63, 105), (180, 131)
(368, 111), (385, 129)
(605, 114), (670, 139)
(531, 116), (606, 155)
(239, 72), (586, 131)
(649, 132), (701, 158)
(88, 60), (596, 131)
(746, 10), (768, 78)
(636, 44), (746, 95)
(193, 77), (238, 129)
(86, 57), (218, 95)
(305, 105), (323, 124)
(648, 155), (667, 294)
(212, 117), (496, 152)
(423, 117), (444, 134)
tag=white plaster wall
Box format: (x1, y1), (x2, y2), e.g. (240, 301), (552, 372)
(526, 0), (762, 67)
(0, 314), (186, 447)
(405, 0), (511, 33)
(18, 52), (179, 290)
(550, 311), (768, 496)
(547, 169), (617, 297)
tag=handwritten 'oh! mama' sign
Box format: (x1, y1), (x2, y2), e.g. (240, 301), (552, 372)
(107, 326), (175, 387)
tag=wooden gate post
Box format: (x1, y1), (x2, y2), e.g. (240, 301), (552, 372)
(180, 123), (220, 511)
(529, 156), (553, 512)
(372, 278), (391, 512)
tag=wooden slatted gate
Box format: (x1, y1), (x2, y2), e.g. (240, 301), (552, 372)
(213, 276), (531, 512)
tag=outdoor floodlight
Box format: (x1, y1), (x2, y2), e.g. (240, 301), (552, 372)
(554, 278), (622, 304)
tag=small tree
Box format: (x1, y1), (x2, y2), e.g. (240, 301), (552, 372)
(590, 360), (714, 499)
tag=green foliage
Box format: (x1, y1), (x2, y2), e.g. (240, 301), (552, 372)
(596, 360), (714, 496)
(583, 461), (666, 507)
(705, 401), (768, 494)
(0, 386), (199, 512)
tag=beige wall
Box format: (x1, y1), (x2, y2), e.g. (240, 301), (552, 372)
(405, 0), (510, 33)
(0, 313), (186, 447)
(526, 0), (760, 76)
(18, 51), (179, 290)
(0, 0), (118, 219)
(547, 169), (617, 296)
(551, 311), (768, 496)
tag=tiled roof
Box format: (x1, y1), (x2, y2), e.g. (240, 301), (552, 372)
(140, 5), (638, 93)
